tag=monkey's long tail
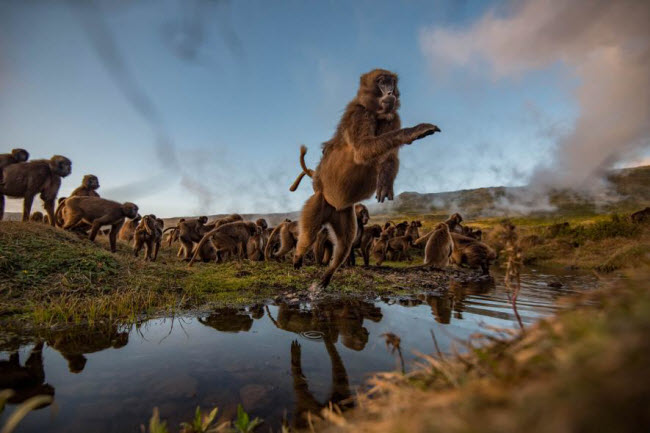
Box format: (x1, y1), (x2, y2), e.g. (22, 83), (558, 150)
(289, 145), (314, 192)
(54, 199), (67, 227)
(162, 226), (178, 246)
(188, 226), (221, 267)
(143, 217), (154, 236)
(264, 224), (284, 261)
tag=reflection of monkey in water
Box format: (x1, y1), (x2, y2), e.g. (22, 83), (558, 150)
(0, 342), (55, 405)
(423, 294), (454, 324)
(198, 308), (256, 333)
(448, 279), (495, 320)
(46, 327), (129, 373)
(266, 300), (381, 428)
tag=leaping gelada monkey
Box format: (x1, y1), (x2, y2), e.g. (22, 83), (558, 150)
(290, 69), (440, 289)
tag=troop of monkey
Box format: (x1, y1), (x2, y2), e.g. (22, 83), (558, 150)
(0, 69), (502, 285)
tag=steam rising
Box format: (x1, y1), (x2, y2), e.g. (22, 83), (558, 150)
(421, 0), (650, 190)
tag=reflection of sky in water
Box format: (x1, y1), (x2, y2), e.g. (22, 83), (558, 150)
(1, 268), (599, 432)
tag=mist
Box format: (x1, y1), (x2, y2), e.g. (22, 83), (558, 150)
(420, 0), (650, 191)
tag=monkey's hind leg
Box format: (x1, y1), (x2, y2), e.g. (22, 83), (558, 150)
(22, 194), (35, 222)
(317, 206), (356, 290)
(293, 193), (330, 269)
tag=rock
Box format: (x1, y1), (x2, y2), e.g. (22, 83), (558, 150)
(239, 383), (273, 410)
(150, 373), (198, 398)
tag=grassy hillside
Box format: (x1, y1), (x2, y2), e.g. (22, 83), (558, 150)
(0, 222), (435, 326)
(373, 165), (650, 219)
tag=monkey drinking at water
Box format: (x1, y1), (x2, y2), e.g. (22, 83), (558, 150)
(289, 69), (440, 288)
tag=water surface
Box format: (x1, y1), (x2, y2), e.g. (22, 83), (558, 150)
(0, 268), (599, 432)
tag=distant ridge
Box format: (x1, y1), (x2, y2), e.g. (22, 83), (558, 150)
(3, 166), (648, 224)
(368, 165), (650, 219)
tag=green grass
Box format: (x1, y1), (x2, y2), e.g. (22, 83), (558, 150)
(1, 207), (648, 327)
(0, 222), (423, 327)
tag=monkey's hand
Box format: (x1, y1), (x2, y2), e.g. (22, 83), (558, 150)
(376, 182), (394, 203)
(405, 123), (441, 144)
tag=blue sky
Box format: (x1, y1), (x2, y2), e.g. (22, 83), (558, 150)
(0, 1), (586, 216)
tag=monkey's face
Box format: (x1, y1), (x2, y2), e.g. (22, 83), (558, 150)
(375, 74), (399, 116)
(12, 149), (29, 162)
(123, 203), (139, 219)
(198, 216), (208, 225)
(249, 224), (261, 236)
(83, 175), (100, 190)
(51, 156), (72, 177)
(360, 210), (369, 225)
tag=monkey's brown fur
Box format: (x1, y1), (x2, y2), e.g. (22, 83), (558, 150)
(450, 233), (496, 275)
(290, 69), (440, 288)
(0, 155), (72, 224)
(0, 149), (29, 182)
(210, 233), (239, 262)
(71, 175), (100, 197)
(346, 204), (370, 266)
(394, 221), (409, 237)
(213, 213), (243, 228)
(289, 145), (315, 191)
(370, 231), (392, 266)
(359, 224), (382, 266)
(405, 220), (422, 240)
(461, 225), (483, 240)
(265, 220), (300, 261)
(133, 215), (163, 261)
(62, 196), (138, 252)
(118, 214), (142, 242)
(54, 174), (101, 227)
(313, 227), (333, 266)
(188, 221), (259, 267)
(631, 207), (650, 224)
(444, 213), (464, 233)
(29, 211), (44, 223)
(386, 235), (413, 261)
(417, 223), (454, 269)
(163, 218), (185, 246)
(246, 218), (270, 260)
(173, 217), (214, 260)
(247, 232), (265, 261)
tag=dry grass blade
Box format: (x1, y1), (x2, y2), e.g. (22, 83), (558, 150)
(1, 395), (54, 433)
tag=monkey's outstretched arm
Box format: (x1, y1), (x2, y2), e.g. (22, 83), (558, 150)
(348, 112), (440, 164)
